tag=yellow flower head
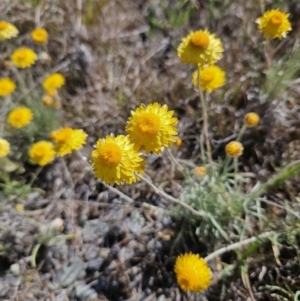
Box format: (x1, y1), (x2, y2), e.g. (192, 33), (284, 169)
(43, 73), (65, 91)
(91, 134), (144, 185)
(0, 21), (19, 40)
(31, 28), (48, 44)
(174, 252), (212, 292)
(8, 107), (33, 128)
(0, 138), (10, 158)
(50, 127), (87, 156)
(42, 95), (53, 106)
(177, 29), (224, 66)
(11, 48), (37, 69)
(53, 100), (61, 109)
(28, 141), (55, 166)
(46, 89), (57, 97)
(192, 65), (226, 92)
(225, 141), (243, 158)
(256, 9), (291, 39)
(126, 103), (178, 154)
(0, 78), (16, 97)
(244, 112), (260, 128)
(193, 166), (206, 178)
(15, 204), (24, 212)
(174, 137), (182, 147)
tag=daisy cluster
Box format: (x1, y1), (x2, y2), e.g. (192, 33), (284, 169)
(0, 21), (86, 166)
(90, 103), (178, 185)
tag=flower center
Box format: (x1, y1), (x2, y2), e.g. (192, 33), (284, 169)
(137, 112), (161, 136)
(190, 32), (210, 50)
(270, 14), (282, 26)
(34, 147), (45, 158)
(201, 69), (215, 82)
(99, 142), (122, 167)
(0, 21), (8, 30)
(180, 277), (190, 290)
(53, 128), (72, 143)
(14, 111), (23, 121)
(17, 51), (27, 60)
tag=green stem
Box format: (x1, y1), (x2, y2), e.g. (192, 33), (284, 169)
(205, 231), (275, 262)
(31, 243), (41, 268)
(237, 124), (247, 142)
(29, 166), (43, 186)
(198, 66), (214, 169)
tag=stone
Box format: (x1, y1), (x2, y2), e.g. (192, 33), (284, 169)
(0, 283), (10, 297)
(59, 257), (86, 288)
(75, 282), (98, 301)
(83, 245), (100, 261)
(82, 220), (109, 243)
(10, 263), (21, 276)
(125, 210), (145, 235)
(87, 258), (103, 273)
(4, 273), (21, 286)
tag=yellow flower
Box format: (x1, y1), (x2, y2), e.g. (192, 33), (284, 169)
(11, 48), (37, 69)
(31, 28), (48, 44)
(192, 65), (225, 92)
(0, 138), (10, 158)
(15, 204), (24, 212)
(46, 89), (57, 97)
(91, 134), (144, 185)
(0, 21), (18, 40)
(42, 95), (53, 106)
(43, 73), (65, 91)
(244, 112), (260, 128)
(256, 9), (291, 39)
(174, 137), (182, 147)
(177, 29), (224, 66)
(174, 252), (212, 292)
(0, 78), (16, 97)
(225, 141), (243, 158)
(50, 127), (87, 156)
(193, 166), (206, 178)
(8, 107), (33, 128)
(28, 141), (55, 166)
(53, 100), (61, 109)
(126, 103), (178, 154)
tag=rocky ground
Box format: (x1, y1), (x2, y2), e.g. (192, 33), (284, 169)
(1, 0), (300, 300)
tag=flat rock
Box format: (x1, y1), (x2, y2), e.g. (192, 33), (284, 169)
(75, 281), (98, 301)
(82, 220), (109, 243)
(84, 245), (100, 261)
(125, 210), (146, 235)
(59, 257), (86, 288)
